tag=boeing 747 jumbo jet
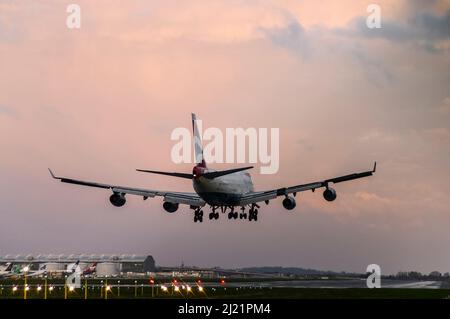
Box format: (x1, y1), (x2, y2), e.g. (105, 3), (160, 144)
(49, 114), (376, 223)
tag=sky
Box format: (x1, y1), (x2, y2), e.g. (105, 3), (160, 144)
(0, 0), (449, 275)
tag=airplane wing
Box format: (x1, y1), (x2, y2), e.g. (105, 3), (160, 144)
(237, 162), (377, 206)
(48, 169), (206, 207)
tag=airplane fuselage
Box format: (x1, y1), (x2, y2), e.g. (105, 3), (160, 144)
(193, 171), (254, 206)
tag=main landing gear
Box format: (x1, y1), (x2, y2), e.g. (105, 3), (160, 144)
(193, 205), (259, 222)
(209, 206), (220, 220)
(248, 205), (259, 221)
(193, 208), (204, 223)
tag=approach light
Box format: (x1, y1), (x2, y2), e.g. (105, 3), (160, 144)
(12, 286), (18, 292)
(198, 286), (204, 292)
(49, 286), (54, 291)
(174, 286), (180, 292)
(187, 285), (192, 292)
(106, 285), (111, 291)
(25, 286), (30, 291)
(37, 286), (42, 292)
(23, 266), (29, 272)
(161, 285), (168, 292)
(69, 285), (75, 292)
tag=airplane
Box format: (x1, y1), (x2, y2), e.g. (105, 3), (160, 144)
(49, 113), (376, 223)
(26, 261), (96, 278)
(0, 263), (14, 276)
(2, 261), (82, 278)
(82, 262), (97, 276)
(65, 260), (80, 274)
(0, 264), (32, 278)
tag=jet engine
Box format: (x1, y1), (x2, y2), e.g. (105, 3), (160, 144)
(323, 188), (337, 201)
(109, 193), (126, 207)
(282, 196), (296, 210)
(163, 202), (179, 213)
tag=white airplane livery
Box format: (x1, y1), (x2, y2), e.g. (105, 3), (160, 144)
(49, 114), (376, 222)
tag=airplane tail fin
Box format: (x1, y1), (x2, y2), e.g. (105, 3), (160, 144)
(192, 113), (205, 167)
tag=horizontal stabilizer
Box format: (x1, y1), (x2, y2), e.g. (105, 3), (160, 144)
(201, 166), (253, 179)
(135, 169), (193, 179)
(136, 166), (254, 179)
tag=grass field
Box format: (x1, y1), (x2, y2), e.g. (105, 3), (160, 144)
(1, 278), (450, 299)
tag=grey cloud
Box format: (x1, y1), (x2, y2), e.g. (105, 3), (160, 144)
(411, 10), (450, 39)
(259, 17), (308, 58)
(0, 105), (18, 118)
(335, 10), (450, 53)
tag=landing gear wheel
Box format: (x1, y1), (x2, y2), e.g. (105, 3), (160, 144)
(194, 209), (204, 223)
(228, 212), (233, 219)
(233, 212), (238, 219)
(209, 212), (214, 220)
(214, 212), (220, 220)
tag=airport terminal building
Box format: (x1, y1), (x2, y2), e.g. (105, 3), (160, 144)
(0, 254), (156, 277)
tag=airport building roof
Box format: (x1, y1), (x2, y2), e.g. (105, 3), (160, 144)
(0, 254), (149, 263)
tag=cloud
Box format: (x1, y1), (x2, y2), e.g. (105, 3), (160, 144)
(412, 10), (450, 39)
(422, 127), (450, 141)
(438, 97), (450, 113)
(259, 15), (308, 57)
(335, 9), (450, 54)
(354, 191), (393, 205)
(0, 105), (17, 118)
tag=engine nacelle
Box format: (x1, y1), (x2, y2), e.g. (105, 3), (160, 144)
(163, 202), (179, 213)
(109, 193), (126, 207)
(323, 188), (337, 201)
(282, 196), (296, 210)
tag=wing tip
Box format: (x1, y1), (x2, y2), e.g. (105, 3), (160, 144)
(48, 168), (58, 179)
(372, 161), (377, 173)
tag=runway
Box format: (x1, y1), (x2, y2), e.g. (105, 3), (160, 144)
(203, 279), (443, 289)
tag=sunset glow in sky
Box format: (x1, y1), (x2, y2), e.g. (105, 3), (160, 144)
(1, 0), (450, 274)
